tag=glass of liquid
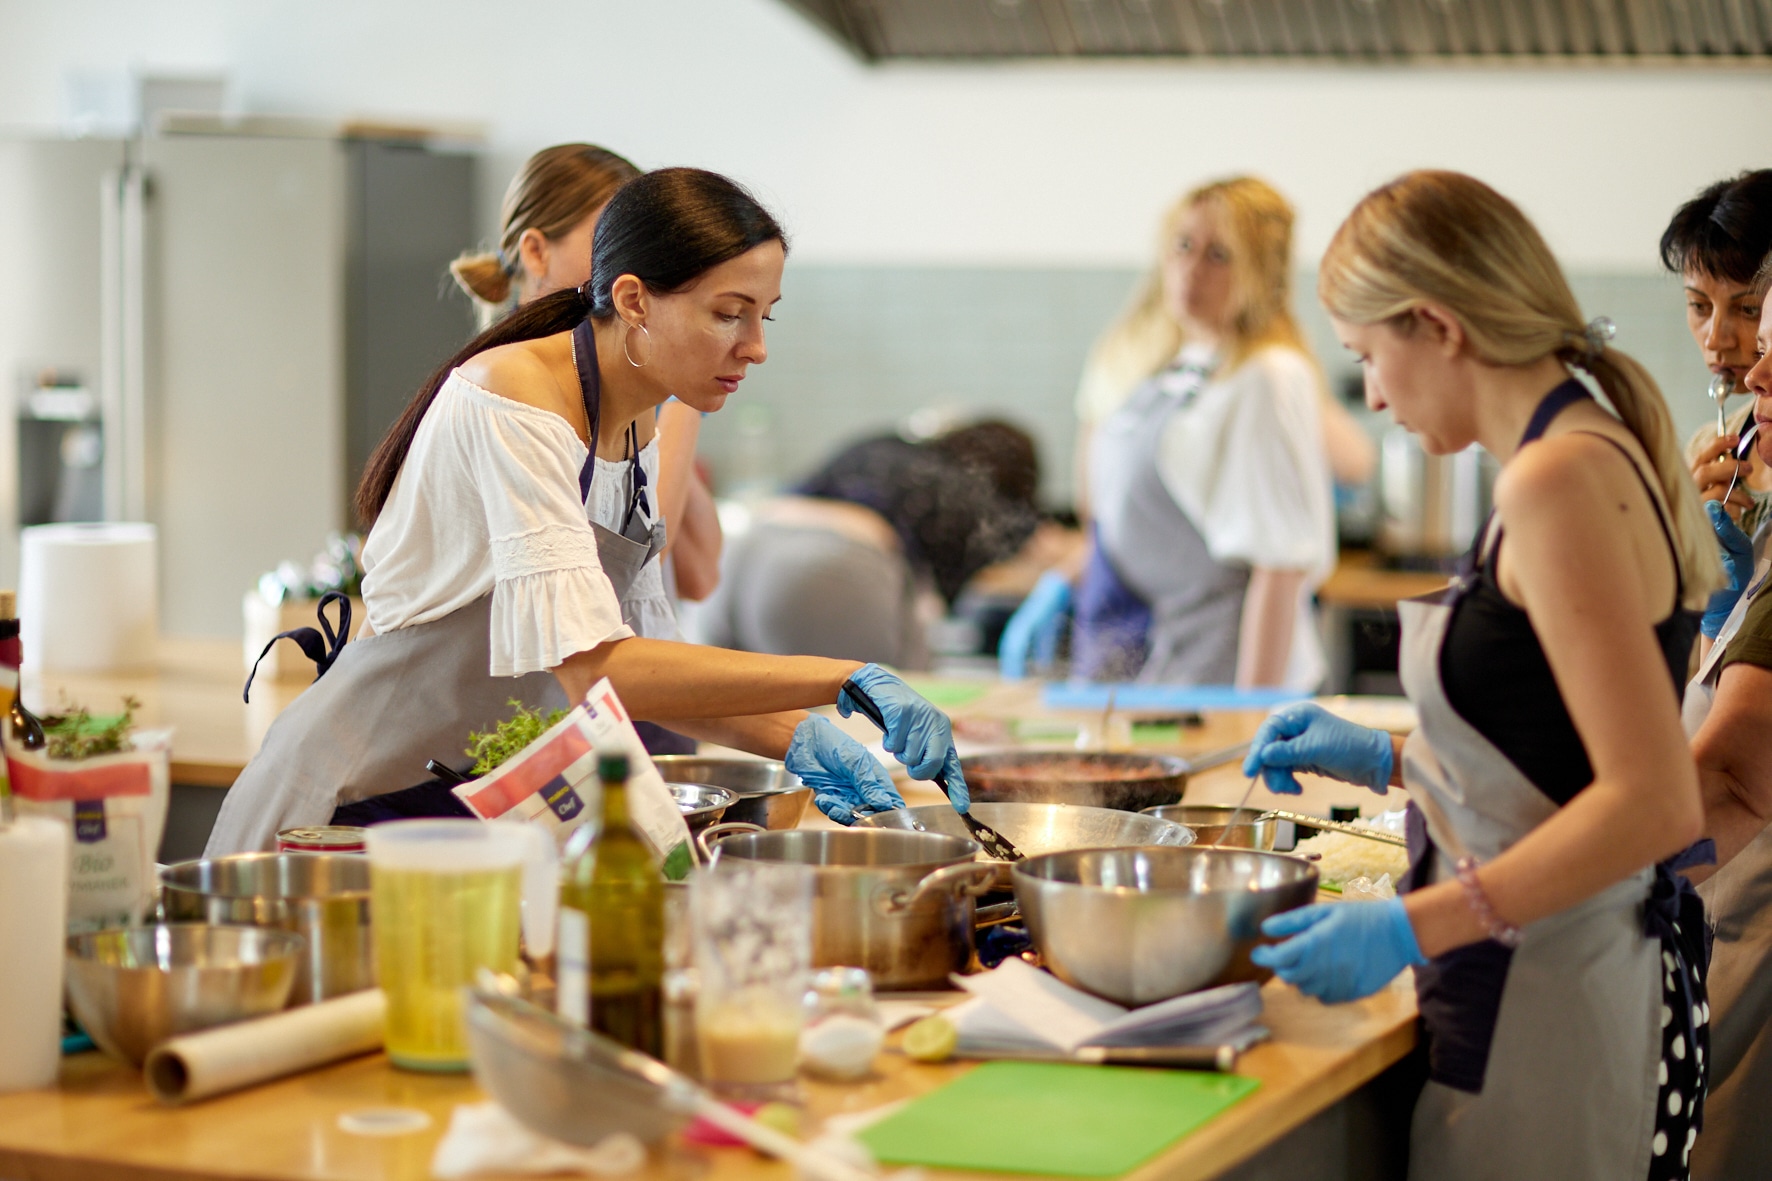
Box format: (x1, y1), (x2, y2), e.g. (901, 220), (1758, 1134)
(690, 860), (813, 1098)
(366, 819), (555, 1072)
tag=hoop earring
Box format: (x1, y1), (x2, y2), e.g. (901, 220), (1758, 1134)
(623, 323), (651, 369)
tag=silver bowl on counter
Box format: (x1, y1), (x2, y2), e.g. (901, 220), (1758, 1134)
(651, 756), (812, 830)
(858, 801), (1195, 890)
(66, 923), (304, 1067)
(1141, 803), (1279, 851)
(1012, 846), (1318, 1006)
(959, 743), (1249, 813)
(465, 987), (693, 1146)
(697, 826), (992, 990)
(667, 782), (739, 834)
(160, 853), (372, 1005)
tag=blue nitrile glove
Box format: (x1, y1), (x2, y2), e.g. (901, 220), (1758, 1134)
(1704, 500), (1755, 639)
(836, 664), (970, 812)
(998, 572), (1072, 679)
(785, 714), (905, 826)
(1251, 898), (1426, 1004)
(1242, 702), (1393, 796)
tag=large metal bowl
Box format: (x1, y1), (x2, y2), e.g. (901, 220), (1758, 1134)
(1141, 804), (1279, 851)
(667, 782), (739, 834)
(651, 756), (812, 830)
(160, 853), (372, 1005)
(960, 743), (1248, 813)
(858, 802), (1195, 890)
(1012, 846), (1318, 1005)
(465, 988), (692, 1146)
(66, 924), (304, 1067)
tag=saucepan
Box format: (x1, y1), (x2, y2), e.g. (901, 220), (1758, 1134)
(1141, 803), (1279, 851)
(960, 742), (1250, 813)
(695, 826), (993, 990)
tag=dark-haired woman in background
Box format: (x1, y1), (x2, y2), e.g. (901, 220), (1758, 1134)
(207, 168), (967, 852)
(1659, 172), (1772, 1180)
(698, 420), (1043, 670)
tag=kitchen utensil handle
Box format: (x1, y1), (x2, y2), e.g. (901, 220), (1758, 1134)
(1183, 741), (1252, 775)
(840, 676), (953, 795)
(692, 820), (765, 864)
(1262, 809), (1409, 847)
(1089, 1045), (1237, 1071)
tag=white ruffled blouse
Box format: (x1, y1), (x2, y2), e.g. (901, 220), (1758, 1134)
(360, 370), (678, 677)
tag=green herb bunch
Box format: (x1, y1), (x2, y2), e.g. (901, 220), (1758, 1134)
(465, 699), (566, 776)
(42, 696), (141, 760)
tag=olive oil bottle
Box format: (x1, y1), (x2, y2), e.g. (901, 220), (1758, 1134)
(557, 753), (665, 1056)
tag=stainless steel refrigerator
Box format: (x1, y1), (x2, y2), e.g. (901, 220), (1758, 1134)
(0, 130), (477, 636)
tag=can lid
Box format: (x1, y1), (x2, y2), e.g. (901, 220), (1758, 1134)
(277, 825), (368, 847)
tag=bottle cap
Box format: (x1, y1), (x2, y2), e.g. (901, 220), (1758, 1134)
(597, 752), (631, 782)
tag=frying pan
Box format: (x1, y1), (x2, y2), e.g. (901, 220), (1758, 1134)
(960, 742), (1251, 813)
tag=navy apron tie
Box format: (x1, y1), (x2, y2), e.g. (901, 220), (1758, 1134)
(242, 590), (352, 704)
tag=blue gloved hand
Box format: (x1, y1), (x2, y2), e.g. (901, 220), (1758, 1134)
(1241, 702), (1393, 795)
(836, 664), (970, 812)
(785, 714), (905, 826)
(1704, 500), (1755, 639)
(998, 572), (1072, 679)
(1250, 898), (1426, 1004)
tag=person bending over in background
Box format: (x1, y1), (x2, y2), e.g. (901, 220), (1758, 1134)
(452, 143), (723, 605)
(1001, 176), (1337, 689)
(695, 421), (1042, 671)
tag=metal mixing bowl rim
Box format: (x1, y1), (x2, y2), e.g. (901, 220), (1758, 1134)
(666, 782), (740, 816)
(66, 921), (309, 964)
(708, 827), (981, 872)
(159, 852), (372, 901)
(1010, 844), (1320, 892)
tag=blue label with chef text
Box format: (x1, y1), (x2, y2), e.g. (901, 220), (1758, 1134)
(541, 774), (583, 823)
(73, 799), (106, 842)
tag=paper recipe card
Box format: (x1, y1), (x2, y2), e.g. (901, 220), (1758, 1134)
(450, 680), (693, 874)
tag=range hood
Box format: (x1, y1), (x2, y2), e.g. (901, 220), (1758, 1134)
(779, 0), (1772, 60)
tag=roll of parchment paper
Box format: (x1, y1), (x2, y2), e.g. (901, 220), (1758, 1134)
(145, 988), (385, 1104)
(0, 817), (70, 1092)
(19, 522), (158, 673)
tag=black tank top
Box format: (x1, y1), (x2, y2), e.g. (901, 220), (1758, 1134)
(1440, 429), (1699, 807)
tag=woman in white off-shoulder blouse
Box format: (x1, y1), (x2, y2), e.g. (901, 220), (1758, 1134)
(206, 168), (965, 854)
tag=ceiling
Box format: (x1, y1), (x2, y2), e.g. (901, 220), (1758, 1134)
(778, 0), (1772, 60)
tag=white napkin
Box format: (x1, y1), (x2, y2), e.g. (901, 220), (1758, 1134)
(948, 959), (1264, 1054)
(431, 1102), (646, 1178)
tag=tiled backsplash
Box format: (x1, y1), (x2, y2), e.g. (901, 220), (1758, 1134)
(698, 264), (1713, 508)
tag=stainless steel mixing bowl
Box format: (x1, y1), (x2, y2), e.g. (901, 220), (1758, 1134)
(66, 923), (304, 1067)
(160, 853), (372, 1004)
(651, 756), (812, 830)
(1012, 846), (1318, 1005)
(859, 802), (1195, 890)
(1140, 804), (1279, 851)
(667, 782), (739, 834)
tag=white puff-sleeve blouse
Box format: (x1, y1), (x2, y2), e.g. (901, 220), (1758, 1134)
(360, 371), (678, 678)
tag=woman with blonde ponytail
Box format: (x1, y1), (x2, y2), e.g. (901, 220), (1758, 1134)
(1244, 171), (1718, 1181)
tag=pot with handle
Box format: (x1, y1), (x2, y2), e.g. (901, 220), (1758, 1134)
(696, 827), (992, 990)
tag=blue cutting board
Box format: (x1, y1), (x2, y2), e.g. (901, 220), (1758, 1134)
(1041, 683), (1307, 712)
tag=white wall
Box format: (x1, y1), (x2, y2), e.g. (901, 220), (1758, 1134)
(3, 0), (1770, 273)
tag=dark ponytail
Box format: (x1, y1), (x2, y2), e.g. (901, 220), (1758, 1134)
(354, 167), (785, 526)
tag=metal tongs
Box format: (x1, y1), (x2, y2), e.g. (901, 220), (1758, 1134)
(840, 677), (1025, 862)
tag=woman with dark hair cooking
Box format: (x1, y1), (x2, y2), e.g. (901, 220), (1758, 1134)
(207, 169), (963, 852)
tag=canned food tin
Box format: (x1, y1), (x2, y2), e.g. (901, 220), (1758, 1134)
(276, 825), (368, 854)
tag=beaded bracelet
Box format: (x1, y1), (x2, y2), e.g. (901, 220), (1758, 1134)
(1454, 856), (1523, 948)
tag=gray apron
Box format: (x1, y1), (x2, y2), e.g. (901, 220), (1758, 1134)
(1683, 542), (1772, 1179)
(1075, 360), (1248, 683)
(1398, 383), (1704, 1180)
(207, 321), (664, 854)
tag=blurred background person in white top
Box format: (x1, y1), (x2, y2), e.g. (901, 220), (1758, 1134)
(1000, 176), (1346, 689)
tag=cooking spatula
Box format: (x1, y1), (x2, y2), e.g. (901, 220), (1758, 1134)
(840, 677), (1025, 862)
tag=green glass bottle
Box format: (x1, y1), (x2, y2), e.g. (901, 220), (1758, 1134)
(557, 753), (665, 1056)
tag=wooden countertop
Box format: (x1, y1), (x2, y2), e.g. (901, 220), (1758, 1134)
(1316, 550), (1448, 612)
(0, 979), (1416, 1181)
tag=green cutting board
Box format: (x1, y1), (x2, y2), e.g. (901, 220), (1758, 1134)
(902, 678), (990, 710)
(857, 1062), (1260, 1177)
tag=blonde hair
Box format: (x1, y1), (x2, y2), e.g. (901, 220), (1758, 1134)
(1081, 176), (1317, 413)
(449, 143), (640, 326)
(1320, 169), (1721, 606)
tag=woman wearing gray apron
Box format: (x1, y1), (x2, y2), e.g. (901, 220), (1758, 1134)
(1245, 170), (1721, 1180)
(208, 168), (965, 854)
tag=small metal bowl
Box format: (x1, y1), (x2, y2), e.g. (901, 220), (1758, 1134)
(66, 923), (304, 1067)
(668, 782), (739, 833)
(1141, 804), (1279, 851)
(652, 756), (812, 830)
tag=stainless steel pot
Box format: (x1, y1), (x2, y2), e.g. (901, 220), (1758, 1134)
(652, 756), (812, 830)
(858, 802), (1194, 890)
(159, 853), (372, 1005)
(1140, 804), (1279, 851)
(1012, 846), (1318, 1005)
(697, 827), (991, 990)
(960, 743), (1249, 812)
(1378, 427), (1496, 565)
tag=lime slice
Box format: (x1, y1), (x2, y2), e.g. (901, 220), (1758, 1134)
(753, 1102), (801, 1138)
(902, 1015), (958, 1064)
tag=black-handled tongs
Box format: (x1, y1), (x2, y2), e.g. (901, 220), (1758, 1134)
(840, 677), (1024, 862)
